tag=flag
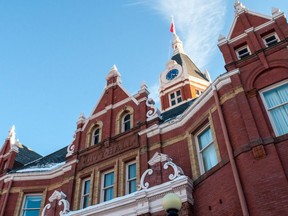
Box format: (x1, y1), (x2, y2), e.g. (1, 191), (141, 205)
(170, 22), (174, 33)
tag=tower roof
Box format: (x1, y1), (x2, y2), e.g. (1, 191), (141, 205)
(172, 53), (209, 82)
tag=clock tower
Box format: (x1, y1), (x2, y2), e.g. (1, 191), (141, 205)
(159, 30), (211, 111)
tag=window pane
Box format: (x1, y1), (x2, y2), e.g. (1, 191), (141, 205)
(104, 188), (114, 201)
(104, 172), (114, 187)
(263, 83), (288, 136)
(84, 180), (90, 194)
(171, 100), (176, 106)
(170, 93), (175, 99)
(128, 164), (136, 179)
(24, 196), (42, 209)
(198, 128), (212, 150)
(93, 128), (100, 144)
(176, 90), (181, 96)
(129, 179), (137, 193)
(23, 210), (40, 216)
(83, 196), (89, 208)
(202, 144), (218, 171)
(177, 97), (182, 103)
(270, 105), (288, 136)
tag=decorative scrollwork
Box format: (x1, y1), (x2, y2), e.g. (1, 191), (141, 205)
(146, 98), (160, 119)
(59, 199), (70, 215)
(41, 190), (70, 216)
(66, 132), (76, 157)
(41, 203), (51, 216)
(163, 161), (184, 180)
(138, 169), (153, 190)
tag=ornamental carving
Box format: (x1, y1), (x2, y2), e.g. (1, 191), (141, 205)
(79, 134), (139, 170)
(146, 98), (160, 120)
(138, 152), (184, 190)
(41, 190), (70, 216)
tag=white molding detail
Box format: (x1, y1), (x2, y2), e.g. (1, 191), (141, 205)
(65, 176), (193, 216)
(142, 69), (240, 138)
(163, 161), (184, 180)
(66, 132), (76, 157)
(42, 190), (70, 216)
(146, 98), (160, 121)
(139, 169), (153, 190)
(139, 152), (185, 190)
(148, 152), (172, 166)
(1, 159), (78, 182)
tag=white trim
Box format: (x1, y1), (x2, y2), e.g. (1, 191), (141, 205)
(65, 175), (193, 216)
(169, 89), (183, 107)
(227, 10), (272, 41)
(195, 125), (216, 175)
(140, 69), (240, 137)
(0, 159), (78, 182)
(20, 193), (42, 216)
(262, 32), (280, 47)
(259, 79), (288, 137)
(235, 45), (251, 60)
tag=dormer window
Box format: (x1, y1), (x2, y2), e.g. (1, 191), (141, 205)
(236, 45), (251, 60)
(92, 128), (100, 145)
(122, 113), (131, 132)
(263, 33), (279, 47)
(170, 90), (182, 106)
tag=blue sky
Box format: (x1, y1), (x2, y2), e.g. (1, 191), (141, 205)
(1, 0), (287, 156)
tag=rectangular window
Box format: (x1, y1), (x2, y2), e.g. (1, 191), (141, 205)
(261, 81), (288, 136)
(81, 179), (90, 209)
(196, 126), (218, 174)
(169, 90), (182, 106)
(126, 162), (137, 194)
(263, 33), (279, 47)
(236, 45), (250, 60)
(101, 171), (114, 202)
(21, 194), (42, 216)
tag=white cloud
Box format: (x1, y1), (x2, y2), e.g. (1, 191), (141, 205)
(145, 0), (227, 69)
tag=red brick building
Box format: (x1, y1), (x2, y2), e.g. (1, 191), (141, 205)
(1, 2), (288, 216)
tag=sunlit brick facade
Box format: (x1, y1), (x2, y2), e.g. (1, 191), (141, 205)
(1, 2), (288, 216)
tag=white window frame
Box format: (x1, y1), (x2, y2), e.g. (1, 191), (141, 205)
(195, 125), (218, 175)
(260, 80), (288, 137)
(236, 45), (251, 60)
(125, 161), (137, 194)
(80, 178), (91, 209)
(121, 113), (131, 132)
(20, 194), (42, 216)
(101, 170), (114, 202)
(92, 127), (100, 145)
(262, 32), (279, 47)
(169, 89), (183, 107)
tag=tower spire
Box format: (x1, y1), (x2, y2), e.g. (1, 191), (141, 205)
(170, 16), (185, 55)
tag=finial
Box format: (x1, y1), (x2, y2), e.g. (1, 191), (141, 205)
(111, 64), (118, 71)
(77, 113), (86, 125)
(141, 81), (148, 90)
(272, 7), (281, 17)
(8, 125), (16, 145)
(106, 64), (121, 81)
(234, 0), (245, 14)
(218, 34), (226, 42)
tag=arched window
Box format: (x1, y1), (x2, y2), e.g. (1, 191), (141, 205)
(92, 128), (100, 144)
(122, 113), (131, 132)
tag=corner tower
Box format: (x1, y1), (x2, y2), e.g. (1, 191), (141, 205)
(159, 22), (211, 111)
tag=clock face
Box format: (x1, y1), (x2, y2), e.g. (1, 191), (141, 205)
(166, 69), (179, 80)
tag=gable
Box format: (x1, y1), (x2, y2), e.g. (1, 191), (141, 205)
(91, 84), (135, 116)
(229, 12), (271, 39)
